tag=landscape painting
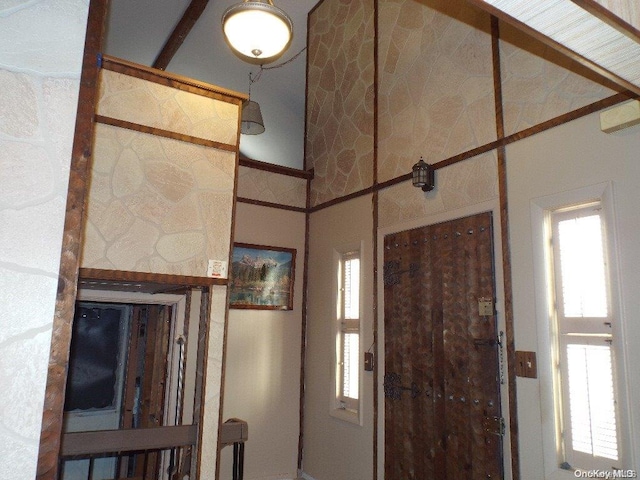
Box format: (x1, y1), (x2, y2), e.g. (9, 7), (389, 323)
(229, 243), (296, 310)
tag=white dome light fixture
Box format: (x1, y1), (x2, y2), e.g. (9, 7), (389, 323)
(222, 0), (293, 64)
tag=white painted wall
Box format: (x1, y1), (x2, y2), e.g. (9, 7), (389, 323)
(220, 202), (306, 480)
(506, 112), (640, 479)
(0, 1), (89, 478)
(304, 195), (375, 480)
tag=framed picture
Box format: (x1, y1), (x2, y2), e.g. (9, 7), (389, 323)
(229, 243), (296, 310)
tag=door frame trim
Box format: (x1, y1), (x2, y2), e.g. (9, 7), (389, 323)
(76, 288), (189, 424)
(375, 198), (514, 480)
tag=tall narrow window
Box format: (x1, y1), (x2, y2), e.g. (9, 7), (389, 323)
(337, 251), (360, 414)
(549, 203), (621, 471)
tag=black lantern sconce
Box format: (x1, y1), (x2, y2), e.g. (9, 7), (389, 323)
(412, 157), (435, 192)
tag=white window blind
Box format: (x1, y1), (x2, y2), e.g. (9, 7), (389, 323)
(338, 252), (360, 412)
(556, 213), (608, 318)
(342, 332), (359, 400)
(550, 204), (621, 470)
(566, 342), (618, 460)
(343, 256), (360, 320)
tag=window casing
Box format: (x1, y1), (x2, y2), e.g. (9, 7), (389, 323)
(334, 250), (361, 419)
(548, 202), (622, 471)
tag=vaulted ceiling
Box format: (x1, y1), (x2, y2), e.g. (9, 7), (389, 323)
(467, 0), (640, 96)
(104, 0), (318, 169)
(104, 0), (639, 171)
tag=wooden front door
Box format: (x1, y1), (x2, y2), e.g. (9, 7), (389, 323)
(383, 212), (503, 479)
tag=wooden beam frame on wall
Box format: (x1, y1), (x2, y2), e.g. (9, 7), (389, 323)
(491, 16), (520, 480)
(307, 90), (633, 215)
(465, 0), (640, 97)
(36, 3), (243, 477)
(36, 1), (108, 477)
(371, 0), (380, 478)
(304, 3), (635, 480)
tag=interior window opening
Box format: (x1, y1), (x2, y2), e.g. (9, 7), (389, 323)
(335, 250), (361, 417)
(59, 287), (204, 480)
(548, 202), (622, 472)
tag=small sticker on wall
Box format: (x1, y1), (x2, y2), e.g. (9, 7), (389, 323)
(207, 259), (228, 278)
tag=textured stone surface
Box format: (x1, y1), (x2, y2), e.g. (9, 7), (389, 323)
(306, 0), (375, 206)
(500, 22), (618, 135)
(0, 1), (88, 478)
(0, 0), (86, 75)
(378, 0), (496, 183)
(82, 124), (236, 277)
(237, 166), (307, 208)
(307, 0), (615, 217)
(98, 69), (239, 145)
(0, 70), (38, 138)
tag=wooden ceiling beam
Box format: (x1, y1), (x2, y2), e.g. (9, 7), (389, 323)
(569, 0), (640, 43)
(152, 0), (211, 70)
(465, 0), (640, 97)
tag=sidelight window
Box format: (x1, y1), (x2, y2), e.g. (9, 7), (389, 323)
(334, 250), (361, 420)
(548, 202), (621, 471)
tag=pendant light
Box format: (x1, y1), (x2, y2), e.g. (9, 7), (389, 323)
(222, 0), (293, 64)
(240, 72), (265, 135)
(241, 100), (265, 135)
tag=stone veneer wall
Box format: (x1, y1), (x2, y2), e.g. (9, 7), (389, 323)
(98, 69), (238, 145)
(306, 0), (619, 218)
(83, 124), (236, 275)
(81, 68), (239, 276)
(303, 1), (621, 478)
(499, 22), (618, 136)
(378, 152), (499, 227)
(236, 166), (307, 209)
(306, 0), (375, 207)
(0, 1), (88, 479)
(378, 0), (496, 183)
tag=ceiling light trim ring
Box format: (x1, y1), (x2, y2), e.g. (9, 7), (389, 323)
(222, 0), (293, 63)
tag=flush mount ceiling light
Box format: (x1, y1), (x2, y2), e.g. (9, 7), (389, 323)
(222, 0), (293, 64)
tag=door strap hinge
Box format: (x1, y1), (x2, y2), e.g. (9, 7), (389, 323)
(483, 416), (505, 437)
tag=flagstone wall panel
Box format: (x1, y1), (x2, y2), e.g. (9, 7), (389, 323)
(378, 0), (496, 183)
(98, 69), (239, 145)
(82, 124), (236, 277)
(499, 22), (619, 136)
(378, 151), (498, 228)
(237, 166), (307, 209)
(306, 0), (375, 206)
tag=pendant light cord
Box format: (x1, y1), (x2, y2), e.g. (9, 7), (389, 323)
(249, 46), (307, 86)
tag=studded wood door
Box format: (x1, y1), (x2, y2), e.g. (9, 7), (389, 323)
(383, 212), (503, 479)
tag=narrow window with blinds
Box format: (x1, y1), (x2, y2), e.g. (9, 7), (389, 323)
(549, 202), (621, 471)
(337, 251), (360, 414)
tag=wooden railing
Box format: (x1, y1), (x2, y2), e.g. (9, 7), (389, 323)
(58, 425), (197, 480)
(58, 421), (248, 480)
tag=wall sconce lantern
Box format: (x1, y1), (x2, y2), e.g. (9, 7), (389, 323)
(222, 0), (293, 64)
(412, 157), (435, 192)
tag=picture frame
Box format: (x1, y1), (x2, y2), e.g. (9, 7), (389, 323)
(229, 243), (296, 310)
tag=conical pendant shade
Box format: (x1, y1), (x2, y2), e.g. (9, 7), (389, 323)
(241, 100), (265, 135)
